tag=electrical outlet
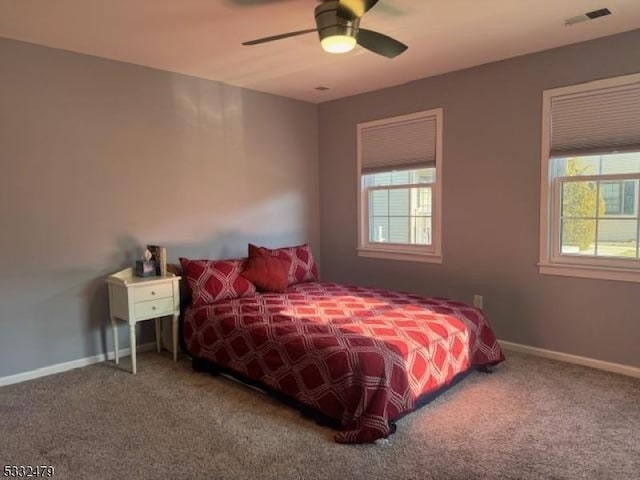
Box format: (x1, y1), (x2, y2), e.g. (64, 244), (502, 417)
(473, 295), (484, 309)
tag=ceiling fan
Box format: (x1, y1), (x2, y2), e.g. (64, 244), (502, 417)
(242, 0), (408, 58)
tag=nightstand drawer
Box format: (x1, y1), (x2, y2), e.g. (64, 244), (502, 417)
(134, 298), (174, 319)
(134, 283), (173, 303)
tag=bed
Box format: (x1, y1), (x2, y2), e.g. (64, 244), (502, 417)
(182, 276), (504, 443)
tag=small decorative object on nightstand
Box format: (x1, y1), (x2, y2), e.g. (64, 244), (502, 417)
(106, 267), (180, 374)
(134, 248), (157, 277)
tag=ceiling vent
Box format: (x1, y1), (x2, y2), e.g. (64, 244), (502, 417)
(565, 7), (612, 26)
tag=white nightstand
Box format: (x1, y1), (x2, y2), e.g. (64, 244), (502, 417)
(106, 268), (181, 374)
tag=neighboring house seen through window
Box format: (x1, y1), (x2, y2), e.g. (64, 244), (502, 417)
(364, 168), (434, 245)
(539, 73), (640, 282)
(357, 109), (443, 263)
(601, 180), (637, 216)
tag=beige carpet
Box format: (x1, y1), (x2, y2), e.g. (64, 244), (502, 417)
(1, 350), (638, 480)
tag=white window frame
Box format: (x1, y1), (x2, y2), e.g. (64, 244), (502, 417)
(357, 108), (443, 263)
(539, 73), (640, 283)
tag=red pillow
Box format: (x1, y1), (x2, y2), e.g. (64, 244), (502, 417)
(179, 257), (256, 307)
(241, 244), (290, 293)
(263, 243), (318, 285)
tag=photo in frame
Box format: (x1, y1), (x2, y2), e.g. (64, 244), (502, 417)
(146, 245), (167, 276)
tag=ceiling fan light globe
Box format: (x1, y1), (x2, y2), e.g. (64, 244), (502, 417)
(321, 35), (357, 54)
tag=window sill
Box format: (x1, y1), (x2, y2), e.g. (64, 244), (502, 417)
(357, 248), (443, 264)
(538, 262), (640, 283)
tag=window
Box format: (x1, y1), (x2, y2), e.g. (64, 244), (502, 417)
(365, 168), (434, 245)
(539, 73), (640, 282)
(601, 180), (637, 216)
(357, 109), (443, 263)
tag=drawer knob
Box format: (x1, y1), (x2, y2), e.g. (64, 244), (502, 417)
(152, 306), (157, 310)
(151, 291), (156, 296)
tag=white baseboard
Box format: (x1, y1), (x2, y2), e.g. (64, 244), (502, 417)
(3, 339), (637, 387)
(499, 340), (640, 379)
(0, 343), (157, 387)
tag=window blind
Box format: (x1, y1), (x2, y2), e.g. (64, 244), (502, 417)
(360, 114), (437, 173)
(550, 81), (640, 157)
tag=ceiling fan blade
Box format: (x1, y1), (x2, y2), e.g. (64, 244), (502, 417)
(337, 0), (380, 20)
(242, 28), (317, 46)
(356, 28), (407, 58)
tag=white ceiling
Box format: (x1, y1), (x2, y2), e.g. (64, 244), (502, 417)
(1, 0), (639, 103)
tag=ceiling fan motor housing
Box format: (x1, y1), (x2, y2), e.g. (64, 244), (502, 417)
(315, 1), (360, 42)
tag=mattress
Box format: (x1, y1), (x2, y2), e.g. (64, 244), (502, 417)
(183, 282), (504, 443)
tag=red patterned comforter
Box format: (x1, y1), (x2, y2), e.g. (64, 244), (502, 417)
(183, 282), (504, 443)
